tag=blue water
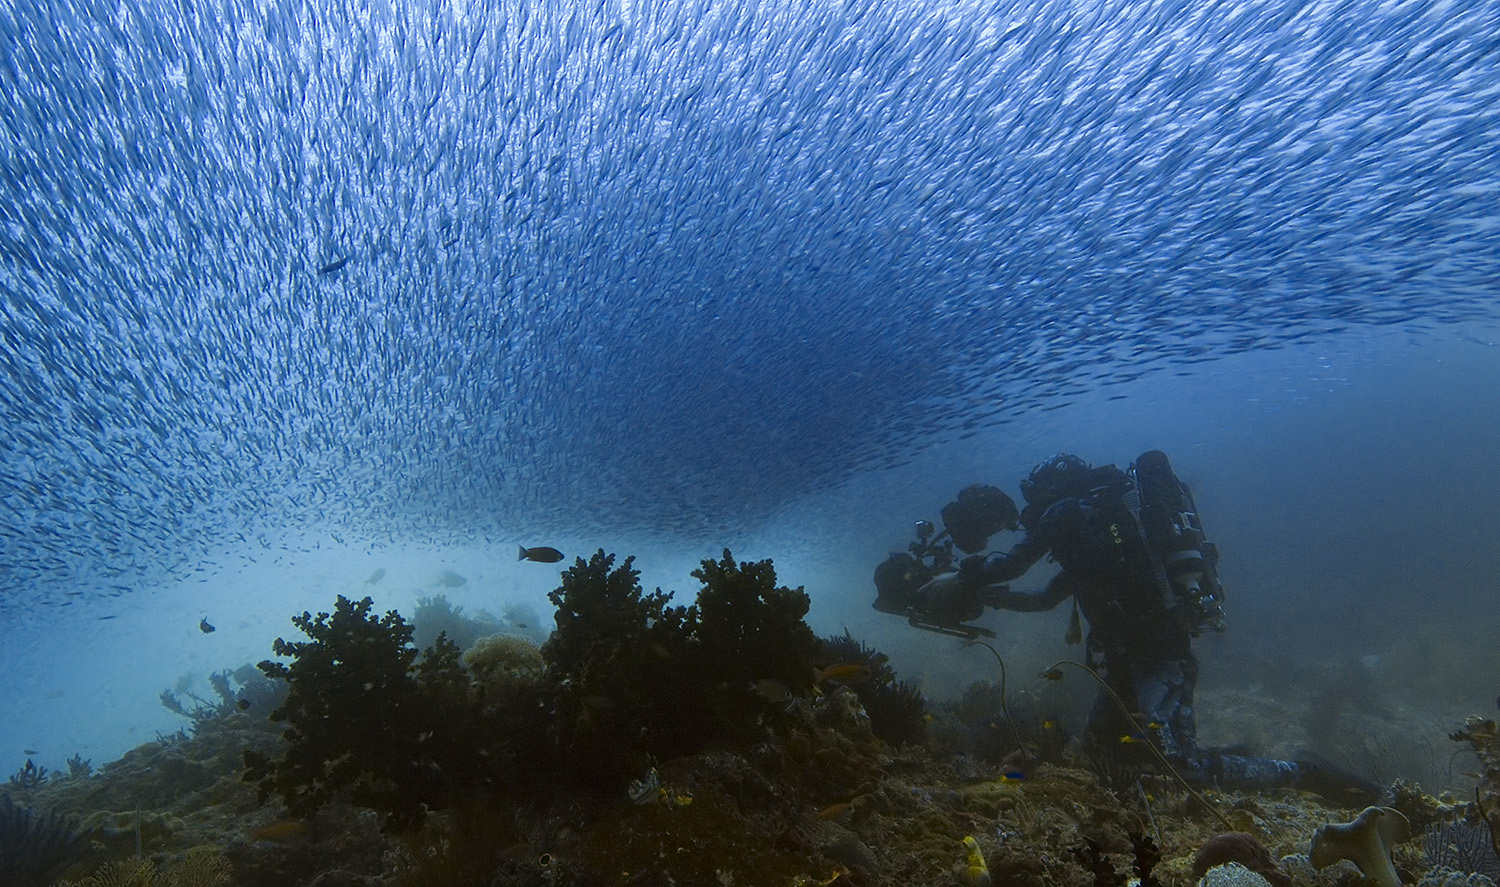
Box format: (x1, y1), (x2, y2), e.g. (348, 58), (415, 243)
(2, 0), (1499, 769)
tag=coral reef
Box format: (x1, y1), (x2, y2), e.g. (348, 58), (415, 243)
(541, 550), (699, 791)
(0, 792), (86, 887)
(817, 631), (928, 747)
(1191, 832), (1291, 887)
(542, 549), (826, 793)
(411, 593), (510, 652)
(1427, 818), (1500, 881)
(58, 847), (232, 887)
(1417, 869), (1500, 887)
(243, 595), (500, 830)
(28, 546), (1496, 887)
(161, 666), (284, 732)
(685, 550), (818, 695)
(1452, 717), (1500, 863)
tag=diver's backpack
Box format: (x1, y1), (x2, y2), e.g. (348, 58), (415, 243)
(1128, 450), (1227, 635)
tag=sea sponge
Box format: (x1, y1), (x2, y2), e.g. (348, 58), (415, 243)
(1192, 832), (1291, 887)
(1310, 805), (1412, 887)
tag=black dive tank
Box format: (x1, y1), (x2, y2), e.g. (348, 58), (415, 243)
(1133, 450), (1227, 634)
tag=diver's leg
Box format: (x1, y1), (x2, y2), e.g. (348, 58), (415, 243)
(1202, 751), (1301, 790)
(1130, 657), (1201, 771)
(1081, 646), (1136, 750)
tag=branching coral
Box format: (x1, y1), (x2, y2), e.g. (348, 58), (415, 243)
(686, 550), (817, 694)
(248, 551), (835, 825)
(541, 549), (828, 792)
(7, 759), (48, 790)
(243, 595), (498, 830)
(542, 551), (698, 790)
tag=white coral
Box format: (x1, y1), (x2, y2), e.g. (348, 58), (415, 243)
(1197, 862), (1273, 887)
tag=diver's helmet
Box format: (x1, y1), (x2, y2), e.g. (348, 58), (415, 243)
(1019, 453), (1090, 509)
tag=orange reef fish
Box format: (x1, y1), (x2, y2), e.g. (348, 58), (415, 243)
(518, 545), (565, 563)
(814, 664), (872, 685)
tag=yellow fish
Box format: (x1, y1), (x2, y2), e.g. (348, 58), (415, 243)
(1039, 668), (1065, 681)
(962, 836), (993, 887)
(1119, 734), (1146, 745)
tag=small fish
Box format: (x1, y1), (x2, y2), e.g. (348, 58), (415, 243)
(199, 617), (215, 633)
(1119, 734), (1146, 745)
(749, 678), (795, 709)
(999, 771), (1027, 783)
(518, 545), (564, 563)
(1039, 668), (1064, 681)
(817, 801), (854, 820)
(236, 698), (250, 711)
(1146, 721), (1164, 731)
(1042, 719), (1058, 730)
(814, 663), (872, 685)
(23, 749), (38, 756)
(627, 767), (661, 805)
(317, 255), (351, 276)
(436, 569), (467, 587)
(363, 567), (386, 585)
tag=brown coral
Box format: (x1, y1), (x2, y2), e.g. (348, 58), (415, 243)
(1191, 832), (1291, 887)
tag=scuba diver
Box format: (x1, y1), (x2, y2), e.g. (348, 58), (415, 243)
(873, 450), (1379, 804)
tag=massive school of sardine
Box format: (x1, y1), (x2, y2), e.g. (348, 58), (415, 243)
(1, 0), (1498, 611)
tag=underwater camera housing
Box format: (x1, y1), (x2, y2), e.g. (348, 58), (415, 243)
(872, 485), (1019, 640)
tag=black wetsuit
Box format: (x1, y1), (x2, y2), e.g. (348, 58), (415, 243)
(957, 473), (1303, 790)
